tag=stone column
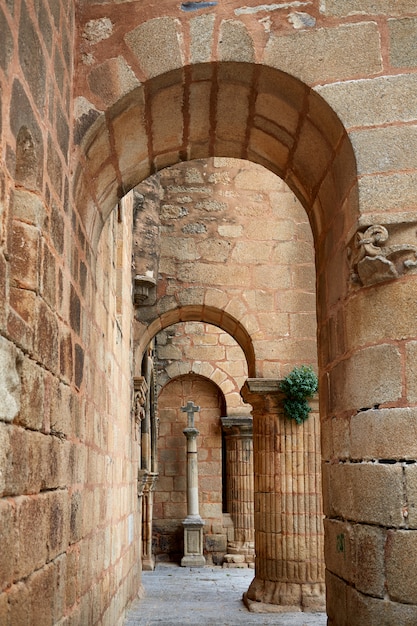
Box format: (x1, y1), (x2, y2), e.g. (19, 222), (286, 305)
(241, 379), (324, 613)
(139, 471), (158, 571)
(221, 416), (255, 561)
(181, 401), (206, 567)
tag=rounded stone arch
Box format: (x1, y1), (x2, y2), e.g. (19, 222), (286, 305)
(136, 304), (256, 379)
(73, 61), (359, 254)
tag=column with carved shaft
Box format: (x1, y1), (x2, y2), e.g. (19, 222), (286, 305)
(241, 379), (324, 612)
(181, 401), (206, 567)
(221, 416), (255, 564)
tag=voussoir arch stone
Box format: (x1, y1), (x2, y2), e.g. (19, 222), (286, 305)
(73, 61), (359, 254)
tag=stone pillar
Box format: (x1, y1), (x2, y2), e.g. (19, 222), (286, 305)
(181, 401), (206, 567)
(139, 471), (158, 571)
(221, 416), (255, 561)
(241, 379), (324, 613)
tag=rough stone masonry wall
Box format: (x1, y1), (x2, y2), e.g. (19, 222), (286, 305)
(0, 3), (139, 625)
(137, 158), (317, 379)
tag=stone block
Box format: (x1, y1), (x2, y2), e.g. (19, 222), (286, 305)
(151, 84), (184, 155)
(324, 461), (404, 526)
(404, 465), (417, 528)
(15, 494), (49, 580)
(351, 125), (417, 176)
(325, 570), (347, 626)
(324, 518), (354, 584)
(317, 74), (417, 130)
(321, 0), (417, 16)
(16, 355), (44, 430)
(218, 20), (255, 62)
(329, 344), (402, 414)
(28, 562), (56, 626)
(87, 56), (139, 107)
(264, 22), (382, 84)
(359, 172), (417, 215)
(125, 17), (183, 78)
(346, 280), (417, 351)
(111, 100), (148, 185)
(18, 3), (46, 111)
(347, 585), (417, 626)
(10, 220), (40, 290)
(8, 582), (31, 626)
(0, 336), (20, 423)
(353, 524), (385, 598)
(350, 408), (417, 460)
(389, 18), (417, 68)
(0, 498), (16, 591)
(386, 530), (417, 604)
(216, 81), (250, 145)
(190, 14), (215, 64)
(205, 534), (227, 552)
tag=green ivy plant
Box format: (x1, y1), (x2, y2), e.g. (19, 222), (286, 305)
(279, 365), (318, 425)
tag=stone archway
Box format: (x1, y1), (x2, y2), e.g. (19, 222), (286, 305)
(73, 59), (417, 622)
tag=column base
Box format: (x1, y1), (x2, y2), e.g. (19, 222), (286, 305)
(244, 577), (325, 613)
(142, 555), (155, 571)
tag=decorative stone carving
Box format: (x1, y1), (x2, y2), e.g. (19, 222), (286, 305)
(133, 376), (148, 440)
(133, 274), (157, 305)
(350, 224), (417, 287)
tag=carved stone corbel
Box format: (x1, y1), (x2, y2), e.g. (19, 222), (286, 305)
(349, 224), (417, 287)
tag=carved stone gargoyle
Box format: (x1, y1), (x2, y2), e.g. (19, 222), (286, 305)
(349, 224), (417, 287)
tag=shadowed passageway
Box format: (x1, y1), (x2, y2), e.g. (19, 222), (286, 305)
(124, 564), (327, 625)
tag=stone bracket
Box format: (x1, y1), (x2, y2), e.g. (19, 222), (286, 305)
(349, 223), (417, 287)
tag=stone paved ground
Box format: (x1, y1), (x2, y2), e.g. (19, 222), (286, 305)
(124, 564), (327, 626)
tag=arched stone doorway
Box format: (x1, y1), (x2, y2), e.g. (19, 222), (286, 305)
(73, 58), (417, 622)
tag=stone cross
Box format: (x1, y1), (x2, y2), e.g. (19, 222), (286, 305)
(181, 400), (200, 429)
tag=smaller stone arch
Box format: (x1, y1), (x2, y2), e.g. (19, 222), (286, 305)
(136, 304), (256, 378)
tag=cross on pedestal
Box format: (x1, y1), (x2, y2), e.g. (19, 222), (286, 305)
(181, 400), (200, 429)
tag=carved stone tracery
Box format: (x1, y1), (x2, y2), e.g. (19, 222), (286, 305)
(349, 223), (417, 287)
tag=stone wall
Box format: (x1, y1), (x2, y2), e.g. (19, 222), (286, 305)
(0, 3), (139, 625)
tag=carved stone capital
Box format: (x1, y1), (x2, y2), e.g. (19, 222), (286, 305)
(349, 223), (417, 287)
(221, 415), (253, 437)
(137, 469), (159, 497)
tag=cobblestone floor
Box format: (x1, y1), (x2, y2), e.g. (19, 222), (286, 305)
(124, 564), (328, 626)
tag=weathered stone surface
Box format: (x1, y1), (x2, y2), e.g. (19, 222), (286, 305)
(359, 172), (417, 215)
(218, 20), (255, 62)
(264, 23), (382, 84)
(323, 462), (404, 526)
(386, 530), (417, 603)
(321, 0), (417, 16)
(125, 17), (183, 78)
(350, 408), (417, 460)
(0, 336), (20, 423)
(87, 56), (140, 107)
(389, 17), (417, 68)
(329, 344), (402, 413)
(317, 74), (417, 129)
(190, 14), (215, 63)
(351, 125), (417, 175)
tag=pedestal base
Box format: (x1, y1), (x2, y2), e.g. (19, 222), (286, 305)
(244, 577), (325, 613)
(142, 555), (155, 571)
(181, 554), (206, 567)
(181, 515), (206, 568)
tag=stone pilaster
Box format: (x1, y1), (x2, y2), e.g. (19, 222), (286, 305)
(241, 379), (324, 613)
(221, 416), (254, 562)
